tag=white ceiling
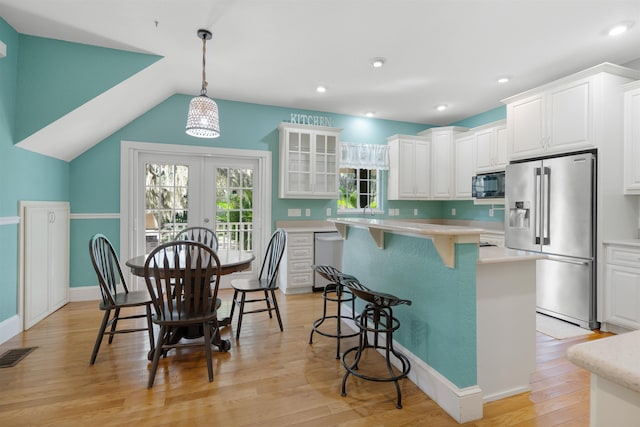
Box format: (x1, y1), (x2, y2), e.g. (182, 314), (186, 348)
(2, 0), (640, 160)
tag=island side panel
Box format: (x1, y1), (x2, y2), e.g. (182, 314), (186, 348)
(476, 261), (537, 402)
(341, 227), (478, 389)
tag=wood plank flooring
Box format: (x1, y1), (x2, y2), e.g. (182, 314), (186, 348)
(0, 289), (613, 426)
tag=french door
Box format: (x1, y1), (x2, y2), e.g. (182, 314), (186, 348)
(120, 141), (272, 289)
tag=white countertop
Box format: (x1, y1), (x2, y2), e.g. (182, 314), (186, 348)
(329, 217), (484, 236)
(567, 330), (640, 394)
(275, 220), (338, 233)
(477, 246), (545, 264)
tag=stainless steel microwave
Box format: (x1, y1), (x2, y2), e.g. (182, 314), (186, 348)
(472, 171), (505, 199)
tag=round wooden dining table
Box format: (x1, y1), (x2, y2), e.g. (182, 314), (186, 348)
(125, 248), (255, 278)
(125, 248), (255, 351)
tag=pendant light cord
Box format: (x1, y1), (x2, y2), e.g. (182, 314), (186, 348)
(201, 35), (208, 95)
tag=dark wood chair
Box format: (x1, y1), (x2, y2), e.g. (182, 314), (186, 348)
(144, 240), (223, 387)
(88, 234), (155, 365)
(175, 226), (219, 251)
(229, 228), (286, 339)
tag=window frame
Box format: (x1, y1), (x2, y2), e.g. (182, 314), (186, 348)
(337, 167), (384, 214)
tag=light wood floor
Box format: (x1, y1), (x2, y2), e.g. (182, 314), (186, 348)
(0, 289), (612, 426)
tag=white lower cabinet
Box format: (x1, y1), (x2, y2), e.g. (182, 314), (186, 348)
(278, 231), (314, 294)
(20, 201), (70, 330)
(603, 243), (640, 330)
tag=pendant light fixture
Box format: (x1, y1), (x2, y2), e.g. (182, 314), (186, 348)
(185, 29), (220, 138)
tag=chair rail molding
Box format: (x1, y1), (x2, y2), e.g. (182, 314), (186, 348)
(0, 216), (20, 226)
(70, 213), (120, 220)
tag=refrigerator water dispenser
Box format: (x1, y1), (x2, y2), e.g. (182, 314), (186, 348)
(509, 201), (530, 229)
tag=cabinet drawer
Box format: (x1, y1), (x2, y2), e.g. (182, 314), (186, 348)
(288, 246), (313, 259)
(287, 273), (313, 287)
(606, 246), (640, 267)
(287, 233), (314, 246)
(289, 259), (312, 272)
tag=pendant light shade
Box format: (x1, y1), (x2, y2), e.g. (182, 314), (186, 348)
(186, 29), (220, 138)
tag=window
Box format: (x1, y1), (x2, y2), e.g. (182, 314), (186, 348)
(338, 168), (381, 213)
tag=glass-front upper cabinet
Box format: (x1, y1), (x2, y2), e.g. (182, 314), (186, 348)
(279, 122), (341, 198)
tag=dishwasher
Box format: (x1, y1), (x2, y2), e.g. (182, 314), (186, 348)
(313, 231), (344, 290)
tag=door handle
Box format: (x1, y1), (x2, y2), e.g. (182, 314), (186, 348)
(534, 168), (541, 244)
(545, 255), (590, 266)
(542, 167), (550, 245)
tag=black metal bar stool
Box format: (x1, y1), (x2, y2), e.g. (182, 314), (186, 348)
(309, 265), (359, 359)
(339, 276), (412, 409)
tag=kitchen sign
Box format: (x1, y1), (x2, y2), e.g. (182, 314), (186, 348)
(289, 113), (332, 127)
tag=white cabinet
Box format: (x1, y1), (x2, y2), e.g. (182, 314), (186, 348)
(623, 81), (640, 194)
(474, 120), (508, 173)
(387, 135), (431, 200)
(278, 231), (314, 294)
(454, 132), (475, 199)
(603, 243), (640, 331)
(278, 122), (341, 199)
(506, 78), (593, 159)
(20, 201), (70, 330)
(418, 126), (467, 200)
(503, 64), (640, 161)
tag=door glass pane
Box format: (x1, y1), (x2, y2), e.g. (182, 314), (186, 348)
(215, 167), (254, 251)
(145, 163), (189, 252)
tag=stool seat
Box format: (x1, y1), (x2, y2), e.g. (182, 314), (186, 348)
(339, 276), (412, 409)
(309, 265), (359, 359)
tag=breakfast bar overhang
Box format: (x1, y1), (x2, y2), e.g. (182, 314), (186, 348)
(329, 218), (544, 423)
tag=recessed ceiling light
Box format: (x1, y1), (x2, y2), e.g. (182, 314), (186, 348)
(370, 57), (386, 68)
(436, 104), (447, 111)
(316, 85), (326, 93)
(608, 22), (633, 36)
(497, 77), (510, 84)
(365, 112), (375, 118)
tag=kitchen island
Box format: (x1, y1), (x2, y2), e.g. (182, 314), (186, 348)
(567, 330), (640, 427)
(329, 218), (543, 423)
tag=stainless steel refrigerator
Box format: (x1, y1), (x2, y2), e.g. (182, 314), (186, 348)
(505, 152), (598, 329)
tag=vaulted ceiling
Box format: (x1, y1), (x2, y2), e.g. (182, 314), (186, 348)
(2, 0), (640, 161)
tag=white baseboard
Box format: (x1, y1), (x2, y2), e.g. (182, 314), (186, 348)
(0, 315), (21, 345)
(0, 287), (100, 346)
(341, 306), (483, 423)
(70, 285), (100, 302)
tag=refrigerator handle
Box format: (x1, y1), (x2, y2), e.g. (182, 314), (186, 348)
(534, 167), (541, 244)
(542, 167), (550, 245)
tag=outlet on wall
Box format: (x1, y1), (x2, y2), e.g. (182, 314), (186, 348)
(326, 208), (331, 216)
(305, 208), (311, 217)
(451, 208), (456, 216)
(414, 208), (418, 216)
(489, 208), (494, 217)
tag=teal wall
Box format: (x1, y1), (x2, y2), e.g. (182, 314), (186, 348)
(0, 19), (506, 326)
(451, 105), (506, 128)
(343, 228), (478, 388)
(68, 95), (438, 287)
(0, 18), (70, 322)
(15, 35), (160, 142)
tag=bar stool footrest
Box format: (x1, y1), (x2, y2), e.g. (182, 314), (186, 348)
(311, 315), (359, 340)
(341, 345), (411, 382)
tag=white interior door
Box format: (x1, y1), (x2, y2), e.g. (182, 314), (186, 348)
(121, 141), (271, 290)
